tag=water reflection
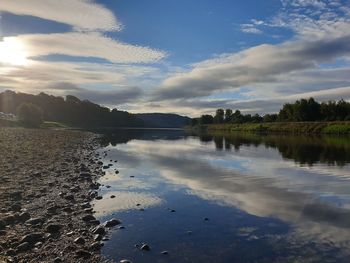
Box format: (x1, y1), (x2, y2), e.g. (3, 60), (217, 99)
(95, 130), (350, 263)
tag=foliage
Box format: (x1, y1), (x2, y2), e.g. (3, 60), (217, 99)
(190, 98), (350, 126)
(0, 90), (144, 128)
(17, 103), (43, 127)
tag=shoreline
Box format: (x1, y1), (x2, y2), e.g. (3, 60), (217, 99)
(0, 128), (111, 263)
(188, 121), (350, 135)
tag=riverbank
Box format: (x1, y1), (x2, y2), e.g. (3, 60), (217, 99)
(0, 128), (111, 263)
(189, 121), (350, 135)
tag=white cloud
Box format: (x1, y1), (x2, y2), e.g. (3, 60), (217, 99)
(0, 0), (121, 31)
(10, 32), (166, 64)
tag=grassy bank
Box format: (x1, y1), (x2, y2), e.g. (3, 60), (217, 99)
(189, 121), (350, 135)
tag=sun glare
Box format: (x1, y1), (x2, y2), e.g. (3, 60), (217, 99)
(0, 38), (28, 66)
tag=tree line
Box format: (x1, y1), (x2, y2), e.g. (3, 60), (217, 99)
(0, 90), (144, 127)
(191, 98), (350, 126)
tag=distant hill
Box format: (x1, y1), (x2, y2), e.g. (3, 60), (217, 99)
(0, 90), (143, 128)
(136, 113), (191, 128)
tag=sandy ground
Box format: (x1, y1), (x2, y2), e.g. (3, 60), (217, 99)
(0, 128), (112, 263)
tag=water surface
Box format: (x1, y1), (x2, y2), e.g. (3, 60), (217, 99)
(94, 130), (350, 263)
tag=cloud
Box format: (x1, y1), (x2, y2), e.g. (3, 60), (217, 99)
(240, 24), (263, 34)
(9, 32), (166, 64)
(152, 35), (350, 101)
(0, 0), (121, 31)
(47, 82), (143, 105)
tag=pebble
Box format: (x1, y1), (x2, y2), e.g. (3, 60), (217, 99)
(104, 218), (121, 228)
(82, 215), (96, 222)
(140, 244), (151, 251)
(46, 224), (62, 233)
(74, 237), (85, 245)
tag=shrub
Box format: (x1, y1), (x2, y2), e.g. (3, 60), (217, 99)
(17, 103), (43, 127)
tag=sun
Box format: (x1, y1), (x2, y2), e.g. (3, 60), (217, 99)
(0, 37), (28, 66)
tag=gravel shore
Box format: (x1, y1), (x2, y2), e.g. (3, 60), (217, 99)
(0, 128), (109, 263)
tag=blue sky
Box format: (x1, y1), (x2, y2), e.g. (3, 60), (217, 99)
(0, 0), (349, 116)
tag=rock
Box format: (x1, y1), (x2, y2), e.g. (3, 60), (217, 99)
(17, 242), (31, 252)
(92, 226), (105, 235)
(26, 217), (44, 225)
(104, 218), (121, 228)
(140, 244), (151, 251)
(90, 242), (101, 250)
(81, 202), (91, 209)
(90, 220), (100, 225)
(3, 214), (16, 225)
(47, 205), (59, 214)
(204, 217), (209, 221)
(18, 212), (30, 222)
(95, 196), (103, 200)
(110, 195), (116, 199)
(64, 194), (75, 201)
(118, 226), (125, 230)
(5, 249), (16, 256)
(161, 251), (169, 255)
(75, 250), (91, 258)
(46, 224), (62, 233)
(94, 234), (103, 241)
(66, 231), (75, 237)
(74, 237), (85, 245)
(115, 170), (119, 174)
(120, 260), (132, 263)
(82, 215), (96, 222)
(0, 219), (5, 230)
(53, 257), (62, 263)
(102, 166), (109, 169)
(21, 233), (44, 244)
(11, 203), (22, 212)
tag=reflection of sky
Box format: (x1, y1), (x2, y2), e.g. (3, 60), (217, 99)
(95, 135), (350, 261)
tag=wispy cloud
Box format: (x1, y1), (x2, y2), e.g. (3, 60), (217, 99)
(12, 32), (166, 64)
(0, 0), (121, 31)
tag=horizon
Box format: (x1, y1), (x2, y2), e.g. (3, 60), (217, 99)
(0, 0), (350, 117)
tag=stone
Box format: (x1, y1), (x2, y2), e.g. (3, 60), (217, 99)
(140, 244), (151, 251)
(18, 212), (30, 222)
(161, 251), (169, 255)
(82, 215), (96, 222)
(92, 226), (105, 235)
(104, 218), (121, 228)
(16, 242), (31, 252)
(46, 224), (62, 233)
(26, 217), (44, 225)
(120, 260), (132, 263)
(21, 233), (44, 244)
(74, 237), (85, 245)
(75, 250), (91, 258)
(90, 242), (101, 250)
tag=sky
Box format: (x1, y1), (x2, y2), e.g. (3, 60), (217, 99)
(0, 0), (350, 116)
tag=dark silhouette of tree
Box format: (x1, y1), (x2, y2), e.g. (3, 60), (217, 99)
(200, 114), (214, 125)
(214, 109), (225, 124)
(190, 97), (350, 126)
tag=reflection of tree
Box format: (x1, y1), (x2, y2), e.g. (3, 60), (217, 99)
(214, 136), (224, 150)
(195, 132), (350, 166)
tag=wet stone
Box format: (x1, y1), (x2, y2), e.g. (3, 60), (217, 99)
(104, 218), (121, 228)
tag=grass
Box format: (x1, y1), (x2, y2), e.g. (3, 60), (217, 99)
(40, 121), (70, 129)
(191, 121), (350, 135)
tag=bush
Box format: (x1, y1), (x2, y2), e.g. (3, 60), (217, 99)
(17, 103), (43, 127)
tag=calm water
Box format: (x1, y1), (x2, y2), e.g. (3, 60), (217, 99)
(93, 130), (350, 263)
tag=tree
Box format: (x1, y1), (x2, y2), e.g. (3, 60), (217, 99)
(200, 114), (214, 125)
(214, 109), (225, 124)
(17, 103), (43, 127)
(225, 109), (233, 123)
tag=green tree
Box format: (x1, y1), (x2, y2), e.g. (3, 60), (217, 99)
(200, 114), (214, 125)
(17, 103), (43, 127)
(225, 109), (233, 123)
(214, 109), (225, 124)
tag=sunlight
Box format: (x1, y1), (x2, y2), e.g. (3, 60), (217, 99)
(0, 37), (28, 66)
